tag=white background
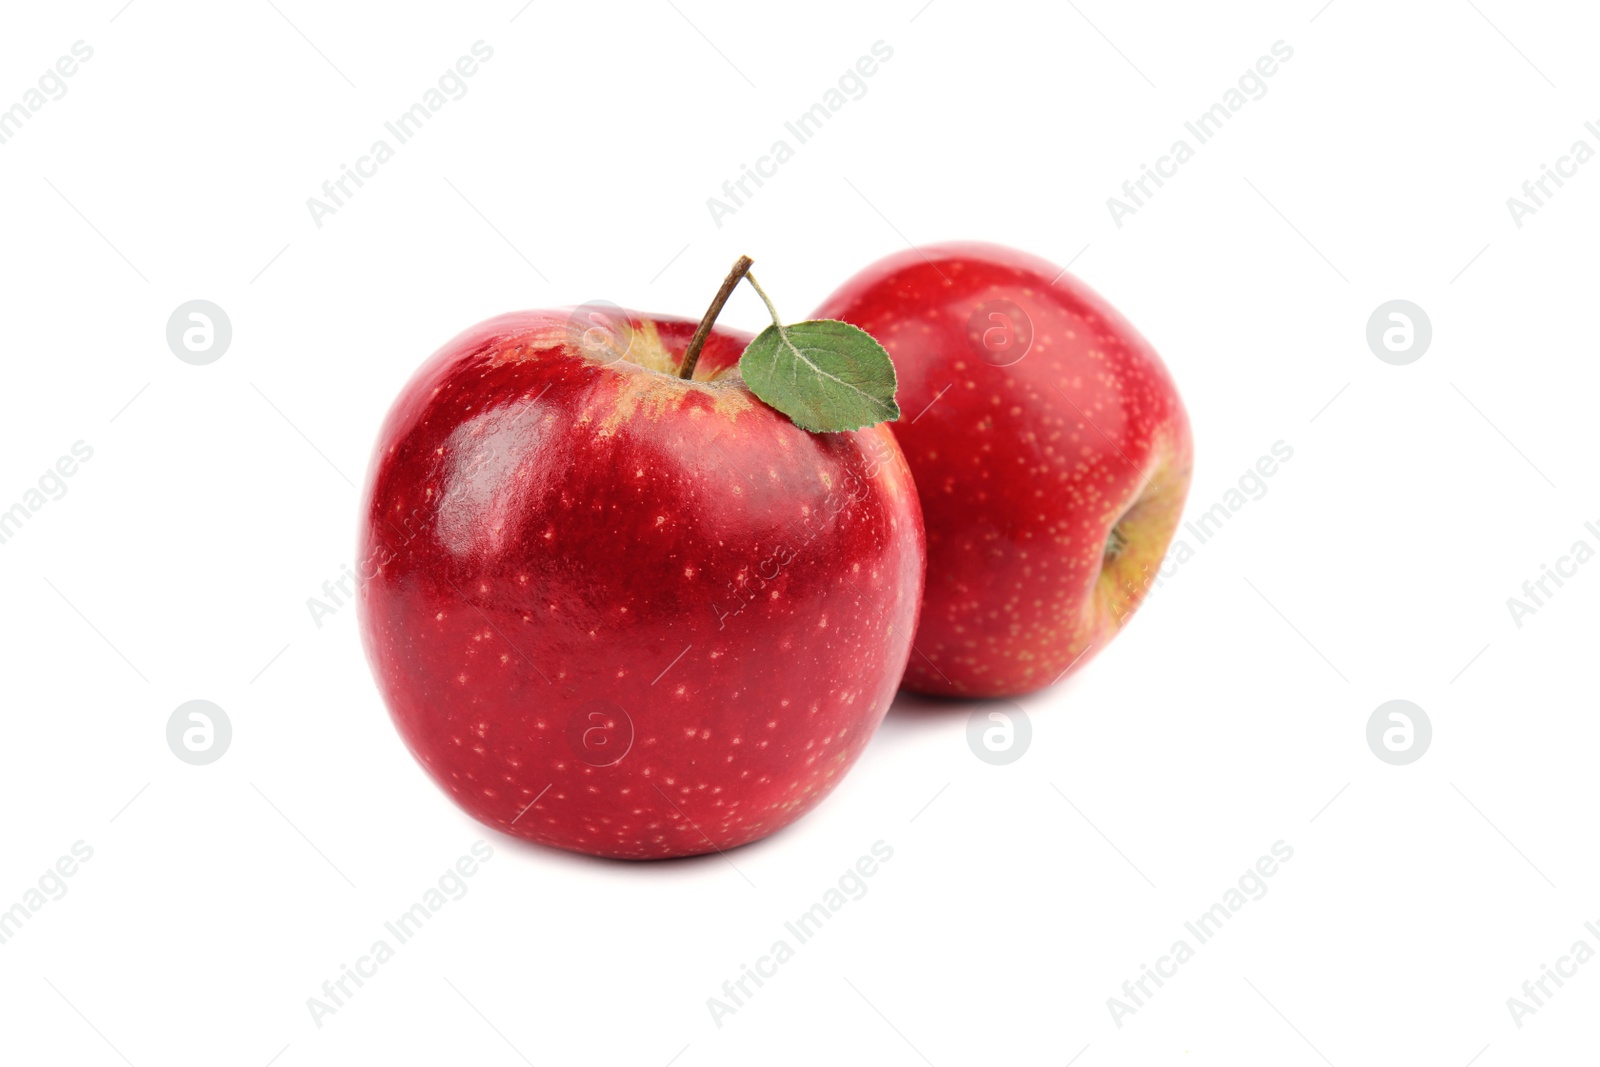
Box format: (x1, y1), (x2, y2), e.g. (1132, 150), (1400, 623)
(1, 1), (1596, 1064)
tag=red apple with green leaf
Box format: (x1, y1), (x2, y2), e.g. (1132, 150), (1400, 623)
(814, 243), (1192, 698)
(357, 258), (924, 859)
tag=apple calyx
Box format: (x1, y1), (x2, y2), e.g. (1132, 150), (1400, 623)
(678, 255), (901, 434)
(1102, 523), (1130, 562)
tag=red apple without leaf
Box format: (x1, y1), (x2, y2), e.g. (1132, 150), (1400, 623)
(357, 292), (924, 859)
(814, 243), (1192, 698)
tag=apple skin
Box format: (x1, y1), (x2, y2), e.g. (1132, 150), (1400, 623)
(356, 309), (924, 860)
(814, 243), (1192, 699)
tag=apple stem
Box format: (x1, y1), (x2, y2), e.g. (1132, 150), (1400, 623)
(678, 254), (754, 380)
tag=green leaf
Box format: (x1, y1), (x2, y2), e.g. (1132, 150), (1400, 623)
(737, 319), (900, 433)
